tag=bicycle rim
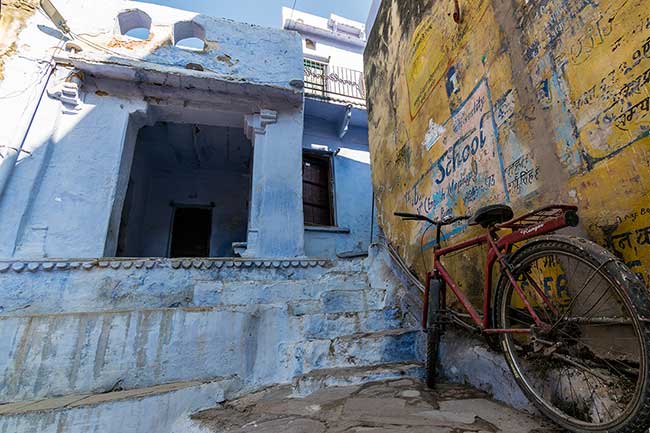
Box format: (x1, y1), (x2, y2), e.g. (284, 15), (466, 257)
(497, 246), (647, 431)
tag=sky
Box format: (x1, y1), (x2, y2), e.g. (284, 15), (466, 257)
(139, 0), (373, 28)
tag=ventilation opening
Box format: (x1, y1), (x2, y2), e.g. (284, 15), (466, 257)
(116, 9), (152, 40)
(305, 38), (316, 50)
(174, 21), (206, 51)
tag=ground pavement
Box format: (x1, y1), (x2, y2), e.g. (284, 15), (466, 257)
(192, 378), (562, 433)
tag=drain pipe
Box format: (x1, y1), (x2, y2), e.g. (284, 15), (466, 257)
(0, 61), (56, 203)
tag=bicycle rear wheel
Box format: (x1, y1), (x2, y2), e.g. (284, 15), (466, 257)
(495, 235), (650, 433)
(425, 277), (444, 388)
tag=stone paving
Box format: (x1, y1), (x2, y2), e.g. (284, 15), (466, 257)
(192, 378), (562, 433)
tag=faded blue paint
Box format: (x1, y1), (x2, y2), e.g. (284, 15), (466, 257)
(302, 100), (374, 257)
(0, 254), (421, 404)
(61, 1), (305, 91)
(0, 0), (307, 259)
(0, 92), (144, 258)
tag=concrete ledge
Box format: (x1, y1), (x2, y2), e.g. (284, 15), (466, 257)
(0, 376), (238, 416)
(280, 328), (422, 375)
(305, 226), (351, 234)
(292, 361), (424, 397)
(0, 257), (332, 274)
(0, 376), (241, 433)
(0, 259), (368, 318)
(440, 329), (534, 412)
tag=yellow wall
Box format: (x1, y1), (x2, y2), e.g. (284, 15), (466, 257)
(365, 0), (650, 305)
(0, 0), (38, 80)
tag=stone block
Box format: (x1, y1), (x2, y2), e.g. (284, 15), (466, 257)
(321, 289), (386, 313)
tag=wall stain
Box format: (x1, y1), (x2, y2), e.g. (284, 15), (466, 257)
(365, 0), (650, 300)
(0, 0), (38, 80)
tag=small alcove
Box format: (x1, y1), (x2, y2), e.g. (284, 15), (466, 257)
(115, 9), (152, 40)
(173, 21), (206, 51)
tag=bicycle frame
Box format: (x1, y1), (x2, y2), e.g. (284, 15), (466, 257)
(423, 205), (579, 335)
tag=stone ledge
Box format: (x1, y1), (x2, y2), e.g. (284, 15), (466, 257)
(291, 362), (425, 397)
(0, 376), (239, 416)
(305, 226), (351, 234)
(0, 258), (333, 273)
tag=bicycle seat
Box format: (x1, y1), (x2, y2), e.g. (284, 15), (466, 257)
(468, 204), (514, 228)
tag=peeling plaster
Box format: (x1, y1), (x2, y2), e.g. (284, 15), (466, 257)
(365, 0), (650, 295)
(0, 0), (38, 80)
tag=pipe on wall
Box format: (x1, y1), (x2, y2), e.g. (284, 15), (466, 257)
(0, 61), (56, 203)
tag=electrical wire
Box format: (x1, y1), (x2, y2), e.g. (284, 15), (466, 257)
(419, 222), (434, 279)
(35, 6), (144, 62)
(0, 64), (51, 100)
(289, 0), (298, 22)
(0, 21), (64, 101)
(373, 234), (425, 293)
(68, 31), (143, 62)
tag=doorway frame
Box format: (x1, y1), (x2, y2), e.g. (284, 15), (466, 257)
(166, 201), (216, 258)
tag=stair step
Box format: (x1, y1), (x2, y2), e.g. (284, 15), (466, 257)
(0, 305), (304, 403)
(297, 307), (403, 339)
(0, 305), (408, 403)
(291, 361), (425, 397)
(280, 328), (422, 376)
(0, 376), (240, 433)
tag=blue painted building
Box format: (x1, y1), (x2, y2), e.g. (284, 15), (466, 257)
(0, 1), (375, 260)
(0, 5), (419, 432)
(283, 8), (375, 258)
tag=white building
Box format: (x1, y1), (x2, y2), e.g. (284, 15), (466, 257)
(282, 8), (375, 258)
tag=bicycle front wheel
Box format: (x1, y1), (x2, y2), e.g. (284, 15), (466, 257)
(495, 235), (650, 433)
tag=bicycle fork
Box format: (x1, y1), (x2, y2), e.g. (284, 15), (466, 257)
(424, 272), (447, 388)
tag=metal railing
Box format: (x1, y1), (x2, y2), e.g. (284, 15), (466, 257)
(303, 61), (366, 106)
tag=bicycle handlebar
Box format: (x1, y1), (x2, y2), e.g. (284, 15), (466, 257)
(394, 212), (470, 227)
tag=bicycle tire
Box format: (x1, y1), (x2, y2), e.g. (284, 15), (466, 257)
(494, 235), (650, 433)
(426, 278), (443, 388)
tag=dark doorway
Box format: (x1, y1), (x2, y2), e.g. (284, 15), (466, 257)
(169, 207), (213, 257)
(302, 152), (335, 226)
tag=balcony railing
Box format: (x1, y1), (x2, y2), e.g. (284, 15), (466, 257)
(304, 61), (366, 106)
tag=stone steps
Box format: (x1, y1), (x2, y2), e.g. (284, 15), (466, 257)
(0, 375), (241, 433)
(291, 361), (425, 397)
(0, 254), (427, 432)
(298, 307), (404, 339)
(0, 298), (419, 403)
(0, 362), (427, 433)
(280, 328), (422, 377)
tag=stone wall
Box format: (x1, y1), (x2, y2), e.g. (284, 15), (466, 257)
(364, 0), (650, 301)
(0, 256), (421, 403)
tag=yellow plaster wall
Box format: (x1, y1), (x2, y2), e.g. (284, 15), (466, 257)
(364, 0), (650, 305)
(0, 0), (38, 80)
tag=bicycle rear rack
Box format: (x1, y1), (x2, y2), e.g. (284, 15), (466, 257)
(496, 205), (578, 230)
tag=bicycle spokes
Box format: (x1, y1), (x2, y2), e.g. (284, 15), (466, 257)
(502, 249), (642, 427)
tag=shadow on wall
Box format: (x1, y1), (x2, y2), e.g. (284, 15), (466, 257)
(302, 118), (375, 257)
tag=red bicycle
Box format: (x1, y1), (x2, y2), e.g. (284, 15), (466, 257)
(396, 204), (650, 433)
